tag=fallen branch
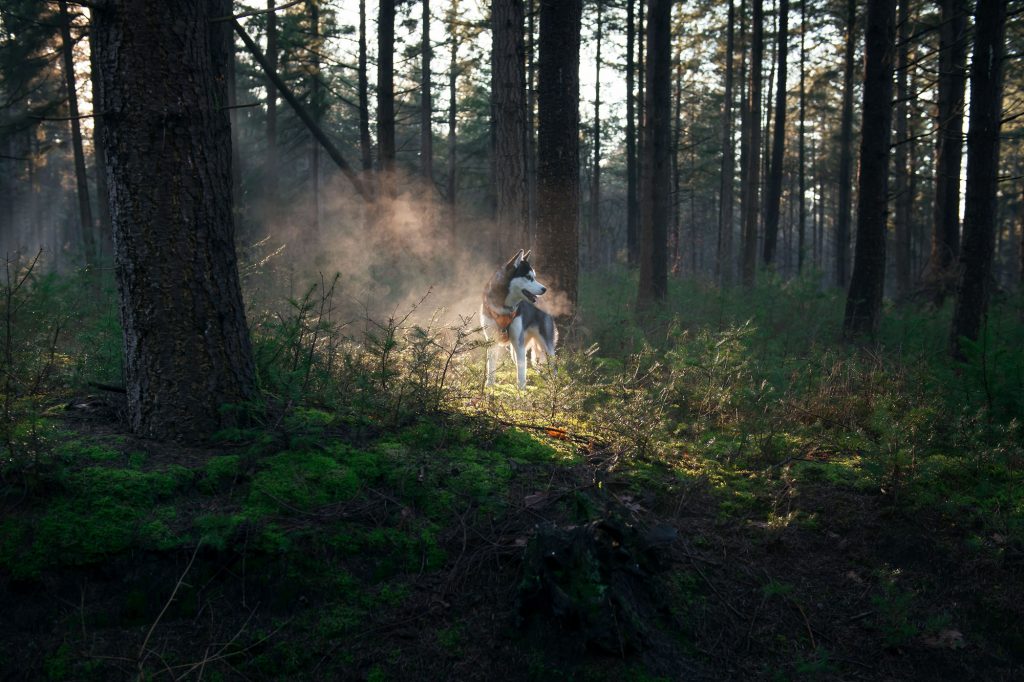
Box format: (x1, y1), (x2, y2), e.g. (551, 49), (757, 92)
(137, 542), (202, 673)
(233, 19), (370, 201)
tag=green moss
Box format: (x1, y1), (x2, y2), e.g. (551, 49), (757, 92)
(200, 454), (242, 493)
(0, 466), (193, 578)
(195, 513), (245, 551)
(247, 451), (361, 517)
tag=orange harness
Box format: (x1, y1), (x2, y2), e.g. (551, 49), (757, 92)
(483, 299), (520, 343)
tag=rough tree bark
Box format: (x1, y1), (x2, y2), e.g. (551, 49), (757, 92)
(637, 0), (672, 308)
(491, 0), (528, 255)
(717, 0), (736, 286)
(93, 0), (256, 440)
(949, 0), (1007, 358)
(535, 0), (582, 314)
(762, 0), (788, 267)
(843, 0), (896, 338)
(926, 0), (968, 306)
(57, 0), (95, 267)
(740, 0), (763, 287)
(835, 0), (856, 288)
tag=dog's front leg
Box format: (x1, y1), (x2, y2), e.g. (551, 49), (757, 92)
(512, 343), (528, 389)
(485, 343), (498, 386)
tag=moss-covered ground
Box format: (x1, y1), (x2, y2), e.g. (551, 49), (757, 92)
(1, 268), (1022, 680)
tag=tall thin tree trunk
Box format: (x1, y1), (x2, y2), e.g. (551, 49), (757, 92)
(893, 0), (912, 297)
(626, 0), (639, 266)
(358, 0), (372, 172)
(265, 0), (278, 199)
(835, 0), (856, 289)
(718, 0), (736, 286)
(763, 0), (788, 266)
(421, 0), (434, 185)
(378, 0), (396, 194)
(673, 55), (683, 276)
(536, 0), (582, 314)
(309, 0), (321, 241)
(589, 0), (603, 270)
(491, 0), (528, 256)
(927, 0), (968, 305)
(844, 0), (896, 338)
(58, 0), (95, 267)
(797, 0), (806, 274)
(1015, 182), (1024, 284)
(637, 0), (672, 307)
(447, 3), (460, 233)
(950, 0), (1007, 357)
(526, 0), (537, 247)
(89, 11), (113, 262)
(740, 0), (763, 287)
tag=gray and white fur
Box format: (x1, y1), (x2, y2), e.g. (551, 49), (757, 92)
(480, 249), (558, 388)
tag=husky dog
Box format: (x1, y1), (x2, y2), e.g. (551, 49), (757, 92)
(481, 249), (558, 388)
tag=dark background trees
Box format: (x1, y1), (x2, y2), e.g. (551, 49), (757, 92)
(0, 0), (1022, 384)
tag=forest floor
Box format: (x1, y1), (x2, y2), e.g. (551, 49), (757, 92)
(1, 269), (1022, 680)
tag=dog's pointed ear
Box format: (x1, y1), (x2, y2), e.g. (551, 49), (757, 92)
(504, 249), (524, 270)
(522, 249), (531, 263)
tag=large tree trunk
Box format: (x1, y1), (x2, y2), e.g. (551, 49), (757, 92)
(358, 0), (372, 172)
(422, 0), (434, 185)
(843, 0), (896, 338)
(835, 0), (856, 289)
(717, 0), (736, 286)
(892, 0), (913, 297)
(535, 0), (582, 315)
(626, 0), (639, 266)
(926, 0), (968, 306)
(93, 0), (256, 441)
(762, 0), (788, 267)
(949, 0), (1006, 358)
(491, 0), (528, 256)
(378, 0), (396, 192)
(740, 0), (763, 287)
(58, 0), (96, 268)
(637, 0), (672, 307)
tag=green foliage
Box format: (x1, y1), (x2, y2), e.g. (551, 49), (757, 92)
(0, 465), (192, 577)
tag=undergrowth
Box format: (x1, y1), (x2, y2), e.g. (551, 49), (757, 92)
(0, 257), (1022, 679)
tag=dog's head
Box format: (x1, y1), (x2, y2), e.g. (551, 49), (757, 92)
(503, 249), (547, 305)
